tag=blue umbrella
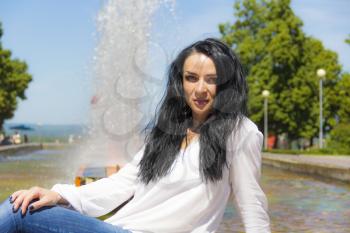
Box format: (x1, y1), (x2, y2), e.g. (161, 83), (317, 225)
(9, 124), (34, 131)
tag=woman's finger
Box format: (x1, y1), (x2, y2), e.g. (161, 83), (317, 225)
(21, 190), (40, 215)
(12, 190), (28, 212)
(10, 190), (25, 203)
(28, 196), (51, 212)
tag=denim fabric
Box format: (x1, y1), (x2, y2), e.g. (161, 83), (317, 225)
(0, 196), (132, 233)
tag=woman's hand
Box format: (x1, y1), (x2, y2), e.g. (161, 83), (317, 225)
(10, 186), (63, 215)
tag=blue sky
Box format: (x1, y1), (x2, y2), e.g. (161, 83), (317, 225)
(0, 0), (349, 125)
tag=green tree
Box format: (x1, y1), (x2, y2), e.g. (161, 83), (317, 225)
(0, 22), (32, 131)
(331, 73), (350, 123)
(324, 35), (350, 151)
(334, 35), (350, 123)
(219, 0), (342, 145)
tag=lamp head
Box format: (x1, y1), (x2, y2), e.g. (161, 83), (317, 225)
(262, 90), (270, 98)
(317, 68), (326, 78)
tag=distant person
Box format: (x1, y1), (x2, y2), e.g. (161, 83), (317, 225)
(0, 133), (4, 144)
(12, 131), (21, 144)
(0, 38), (271, 233)
(68, 134), (75, 144)
(0, 136), (13, 146)
(24, 134), (29, 143)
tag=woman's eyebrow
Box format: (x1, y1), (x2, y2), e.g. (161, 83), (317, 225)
(184, 71), (217, 77)
(184, 71), (198, 76)
(206, 74), (217, 77)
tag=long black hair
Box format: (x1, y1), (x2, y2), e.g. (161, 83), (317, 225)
(138, 38), (248, 184)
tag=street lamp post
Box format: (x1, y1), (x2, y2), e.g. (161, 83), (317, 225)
(262, 90), (270, 150)
(317, 68), (326, 149)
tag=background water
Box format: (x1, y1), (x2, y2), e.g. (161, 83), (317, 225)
(1, 148), (349, 232)
(3, 123), (86, 138)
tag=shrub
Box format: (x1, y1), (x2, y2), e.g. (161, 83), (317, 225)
(327, 123), (350, 154)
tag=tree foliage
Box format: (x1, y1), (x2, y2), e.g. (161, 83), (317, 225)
(219, 0), (343, 143)
(0, 22), (32, 130)
(327, 123), (350, 154)
(332, 73), (350, 123)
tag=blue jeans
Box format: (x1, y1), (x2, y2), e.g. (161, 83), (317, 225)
(0, 196), (132, 233)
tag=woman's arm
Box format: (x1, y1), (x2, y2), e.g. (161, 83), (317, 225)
(228, 129), (271, 233)
(51, 145), (145, 217)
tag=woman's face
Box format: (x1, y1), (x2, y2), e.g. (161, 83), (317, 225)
(182, 52), (217, 124)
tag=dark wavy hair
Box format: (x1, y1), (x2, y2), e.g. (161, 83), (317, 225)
(138, 38), (248, 184)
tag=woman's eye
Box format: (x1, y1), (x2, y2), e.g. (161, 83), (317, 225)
(207, 77), (217, 84)
(185, 75), (197, 82)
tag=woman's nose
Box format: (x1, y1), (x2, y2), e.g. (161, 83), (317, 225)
(194, 80), (207, 97)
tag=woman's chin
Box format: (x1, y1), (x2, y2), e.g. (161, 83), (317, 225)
(191, 109), (211, 120)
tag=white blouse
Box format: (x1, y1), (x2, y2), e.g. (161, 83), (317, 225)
(51, 118), (271, 233)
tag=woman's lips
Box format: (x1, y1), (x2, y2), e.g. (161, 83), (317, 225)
(194, 99), (209, 108)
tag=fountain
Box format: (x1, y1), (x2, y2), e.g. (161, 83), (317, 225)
(78, 0), (175, 167)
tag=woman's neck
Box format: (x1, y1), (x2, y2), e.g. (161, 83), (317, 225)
(191, 114), (209, 132)
(189, 125), (200, 134)
(191, 118), (203, 131)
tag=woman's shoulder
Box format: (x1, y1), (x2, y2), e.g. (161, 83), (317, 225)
(235, 116), (261, 137)
(226, 116), (262, 152)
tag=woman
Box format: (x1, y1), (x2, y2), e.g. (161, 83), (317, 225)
(0, 38), (271, 233)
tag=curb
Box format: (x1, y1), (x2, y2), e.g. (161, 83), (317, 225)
(0, 143), (43, 155)
(262, 153), (350, 183)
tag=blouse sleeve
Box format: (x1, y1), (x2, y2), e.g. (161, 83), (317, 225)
(51, 145), (145, 217)
(228, 129), (271, 233)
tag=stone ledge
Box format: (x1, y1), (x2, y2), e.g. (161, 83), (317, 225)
(262, 153), (350, 183)
(0, 143), (43, 155)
